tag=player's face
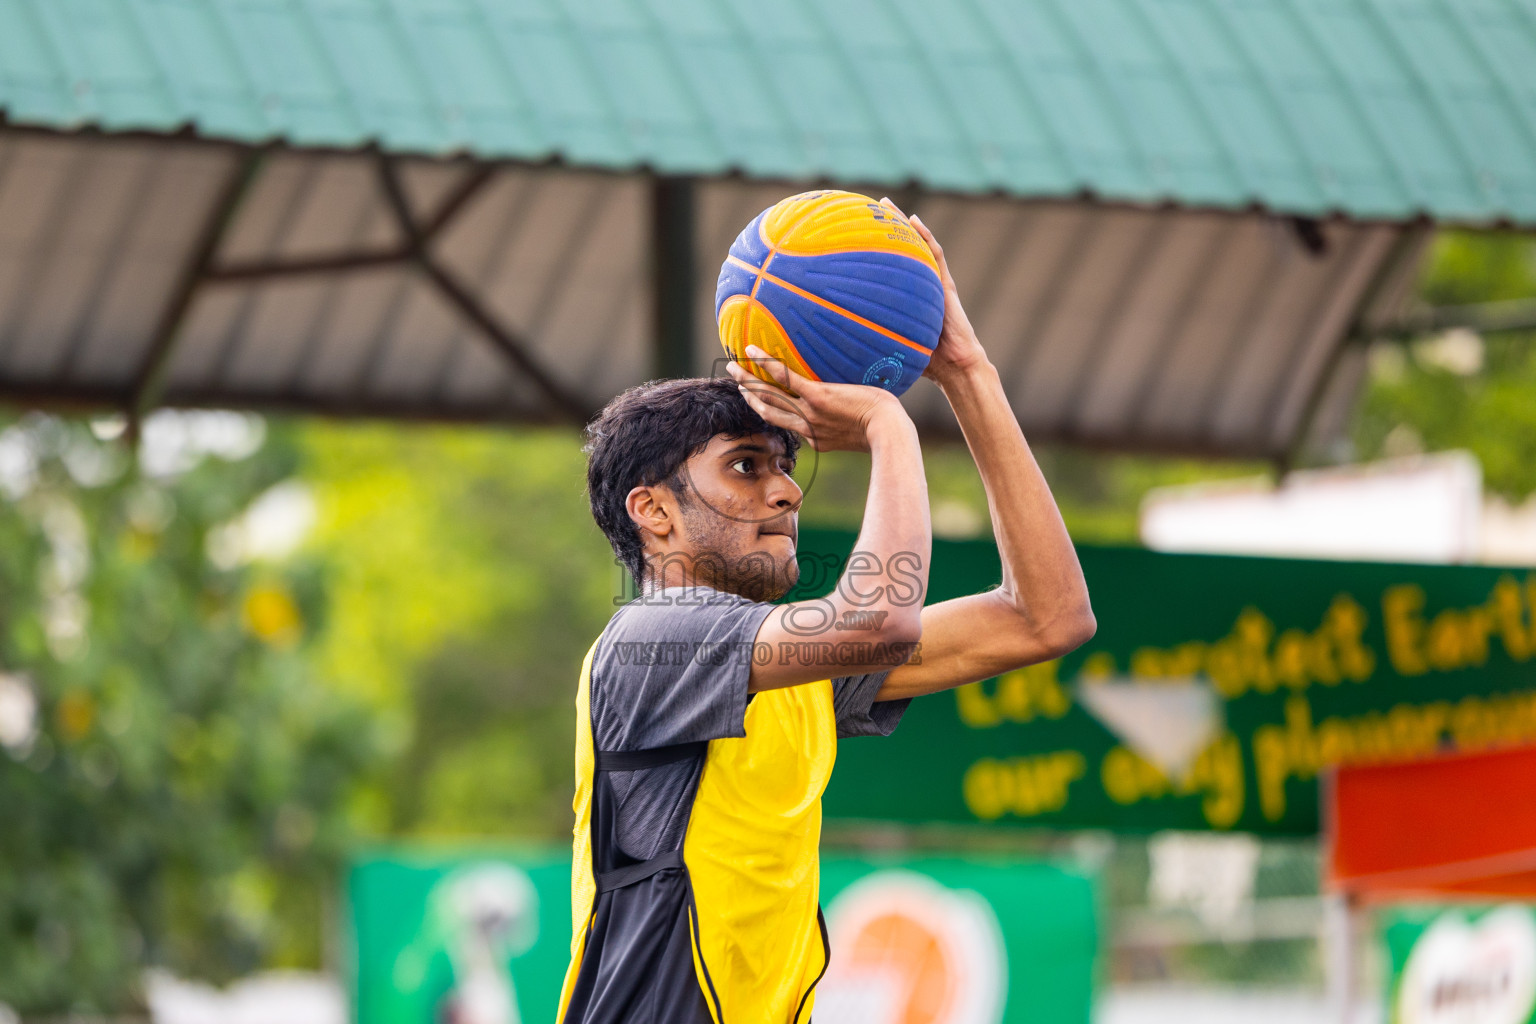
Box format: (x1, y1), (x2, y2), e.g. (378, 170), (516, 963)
(673, 433), (802, 601)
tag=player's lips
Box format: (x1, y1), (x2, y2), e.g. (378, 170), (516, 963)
(758, 523), (797, 540)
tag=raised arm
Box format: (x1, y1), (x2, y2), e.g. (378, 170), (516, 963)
(727, 349), (931, 692)
(877, 207), (1095, 701)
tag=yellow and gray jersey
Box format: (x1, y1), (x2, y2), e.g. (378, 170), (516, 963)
(557, 587), (907, 1023)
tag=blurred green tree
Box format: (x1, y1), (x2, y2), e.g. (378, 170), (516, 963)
(298, 424), (616, 841)
(0, 414), (383, 1013)
(1352, 231), (1536, 499)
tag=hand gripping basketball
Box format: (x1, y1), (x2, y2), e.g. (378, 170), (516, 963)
(727, 345), (907, 454)
(715, 190), (944, 396)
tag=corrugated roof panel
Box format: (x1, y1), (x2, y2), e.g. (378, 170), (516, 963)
(654, 35), (807, 178)
(0, 1), (69, 124)
(3, 149), (133, 378)
(303, 0), (456, 152)
(1220, 2), (1413, 218)
(886, 0), (1067, 193)
(1073, 212), (1230, 437)
(202, 266), (395, 398)
(0, 140), (91, 373)
(22, 147), (157, 380)
(811, 0), (974, 187)
(70, 146), (232, 383)
(0, 138), (1434, 453)
(476, 7), (634, 165)
(976, 0), (1152, 200)
(1141, 218), (1280, 438)
(1056, 0), (1239, 203)
(732, 0), (906, 185)
(1012, 208), (1159, 424)
(1387, 1), (1536, 213)
(36, 1), (169, 129)
(1208, 229), (1337, 444)
(212, 1), (365, 146)
(4, 0), (1535, 222)
(1268, 226), (1401, 447)
(125, 1), (259, 138)
(1187, 6), (1343, 214)
(580, 36), (722, 172)
(392, 4), (546, 157)
(1298, 1), (1488, 219)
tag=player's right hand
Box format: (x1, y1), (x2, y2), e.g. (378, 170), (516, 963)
(728, 345), (913, 453)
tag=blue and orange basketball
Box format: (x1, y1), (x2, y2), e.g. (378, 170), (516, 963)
(715, 191), (944, 396)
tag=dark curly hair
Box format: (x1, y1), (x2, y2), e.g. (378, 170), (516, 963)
(584, 377), (800, 585)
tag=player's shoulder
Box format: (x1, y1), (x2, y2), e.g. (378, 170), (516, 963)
(607, 586), (761, 631)
(595, 586), (768, 668)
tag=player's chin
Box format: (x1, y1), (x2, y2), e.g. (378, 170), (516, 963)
(737, 539), (798, 602)
(758, 532), (798, 563)
(770, 546), (801, 598)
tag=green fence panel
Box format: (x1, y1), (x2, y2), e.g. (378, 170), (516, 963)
(818, 856), (1097, 1023)
(349, 847), (573, 1024)
(348, 847), (1097, 1023)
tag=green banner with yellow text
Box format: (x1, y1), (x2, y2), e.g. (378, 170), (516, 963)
(795, 530), (1536, 835)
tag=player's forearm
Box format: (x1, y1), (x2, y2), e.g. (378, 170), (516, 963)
(841, 404), (929, 641)
(937, 359), (1094, 651)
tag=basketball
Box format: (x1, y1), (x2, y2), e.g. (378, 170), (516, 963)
(715, 190), (945, 396)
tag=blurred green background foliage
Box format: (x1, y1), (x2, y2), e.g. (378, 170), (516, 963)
(0, 231), (1532, 1011)
(0, 416), (382, 1011)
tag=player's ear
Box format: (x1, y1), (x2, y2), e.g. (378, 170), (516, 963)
(626, 484), (673, 540)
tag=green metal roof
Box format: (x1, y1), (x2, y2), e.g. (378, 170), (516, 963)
(2, 0), (1535, 224)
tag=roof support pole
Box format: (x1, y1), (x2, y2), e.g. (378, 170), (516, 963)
(374, 155), (590, 423)
(651, 175), (697, 380)
(1376, 296), (1536, 340)
(126, 148), (263, 443)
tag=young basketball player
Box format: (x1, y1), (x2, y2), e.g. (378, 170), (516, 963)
(559, 211), (1095, 1022)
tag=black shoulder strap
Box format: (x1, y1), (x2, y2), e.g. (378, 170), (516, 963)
(595, 849), (685, 893)
(588, 741), (707, 894)
(593, 741), (706, 772)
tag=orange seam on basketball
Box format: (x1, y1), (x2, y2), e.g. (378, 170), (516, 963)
(751, 250), (771, 302)
(746, 297), (819, 381)
(724, 257), (934, 358)
(730, 253), (772, 303)
(717, 293), (752, 345)
(716, 295), (748, 362)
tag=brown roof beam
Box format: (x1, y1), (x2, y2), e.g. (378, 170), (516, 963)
(204, 248), (411, 282)
(125, 149), (264, 441)
(374, 155), (592, 423)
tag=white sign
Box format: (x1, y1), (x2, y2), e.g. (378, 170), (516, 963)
(1399, 906), (1536, 1024)
(1141, 452), (1483, 564)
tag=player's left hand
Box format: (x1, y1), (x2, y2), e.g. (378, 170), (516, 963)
(878, 198), (990, 384)
(727, 345), (909, 453)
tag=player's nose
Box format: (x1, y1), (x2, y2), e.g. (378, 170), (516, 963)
(767, 471), (802, 510)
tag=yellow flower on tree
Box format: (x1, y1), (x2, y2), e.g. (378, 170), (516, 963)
(243, 584), (303, 649)
(56, 689), (95, 741)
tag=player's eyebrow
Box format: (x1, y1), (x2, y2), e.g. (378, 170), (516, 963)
(720, 439), (795, 469)
(721, 442), (771, 457)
